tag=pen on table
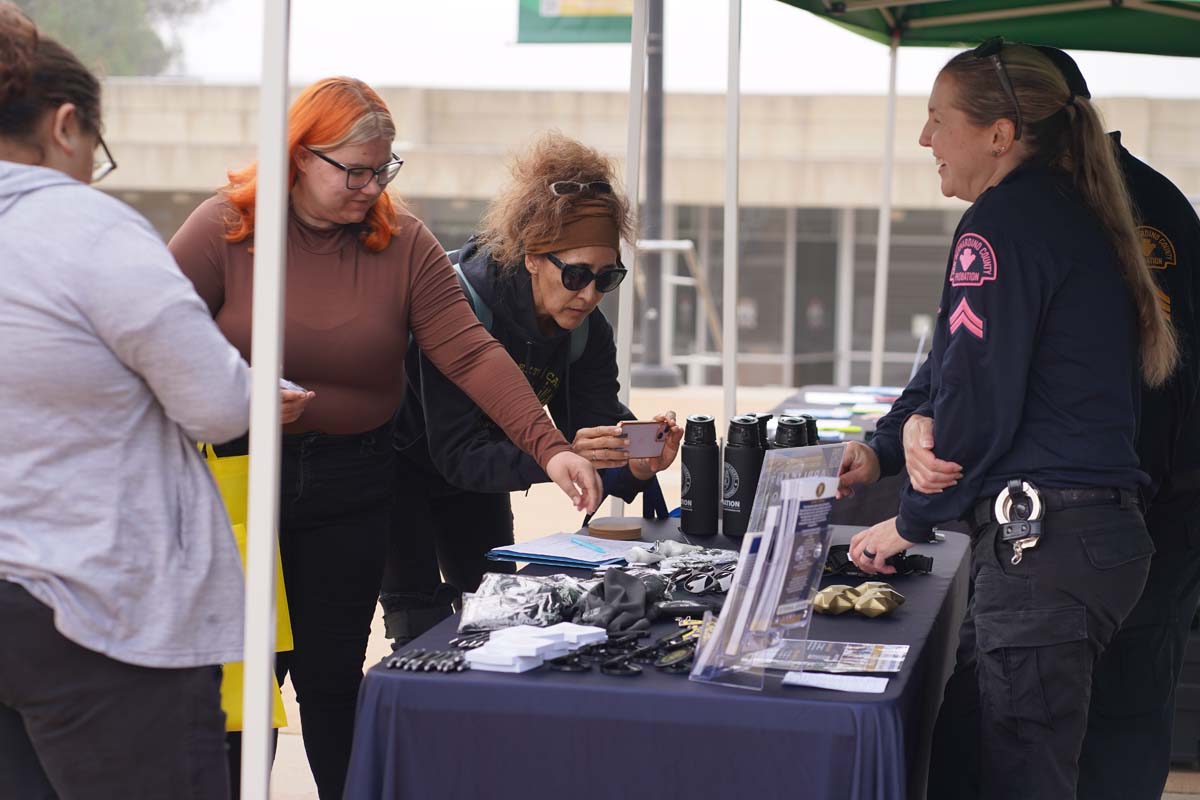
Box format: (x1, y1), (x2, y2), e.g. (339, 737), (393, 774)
(570, 536), (606, 554)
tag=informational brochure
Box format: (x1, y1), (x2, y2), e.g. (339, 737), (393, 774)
(691, 449), (841, 691)
(750, 640), (910, 674)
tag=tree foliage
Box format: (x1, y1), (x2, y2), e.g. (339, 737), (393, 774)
(17, 0), (212, 76)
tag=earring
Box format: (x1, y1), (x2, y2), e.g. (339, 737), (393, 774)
(992, 146), (1006, 157)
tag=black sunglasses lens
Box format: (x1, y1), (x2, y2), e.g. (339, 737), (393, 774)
(595, 269), (626, 293)
(561, 265), (593, 291)
(589, 181), (613, 194)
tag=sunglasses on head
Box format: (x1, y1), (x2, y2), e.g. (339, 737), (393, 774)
(972, 36), (1023, 141)
(550, 180), (613, 197)
(545, 252), (627, 293)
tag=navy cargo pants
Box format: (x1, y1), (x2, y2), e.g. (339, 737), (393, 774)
(927, 497), (1153, 800)
(1077, 491), (1200, 800)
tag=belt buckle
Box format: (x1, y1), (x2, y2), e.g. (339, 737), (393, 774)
(994, 479), (1044, 565)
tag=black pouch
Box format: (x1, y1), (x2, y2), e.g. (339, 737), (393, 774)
(824, 544), (933, 577)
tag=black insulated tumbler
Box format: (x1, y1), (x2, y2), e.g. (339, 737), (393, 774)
(774, 416), (810, 448)
(722, 415), (766, 538)
(801, 414), (820, 445)
(680, 414), (720, 537)
(753, 413), (774, 450)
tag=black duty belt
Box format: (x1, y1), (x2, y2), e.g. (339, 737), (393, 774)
(970, 486), (1138, 530)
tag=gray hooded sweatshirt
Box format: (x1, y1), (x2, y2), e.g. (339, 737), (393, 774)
(0, 162), (251, 668)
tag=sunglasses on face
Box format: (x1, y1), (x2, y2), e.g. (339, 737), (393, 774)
(549, 180), (613, 197)
(972, 37), (1023, 141)
(305, 147), (404, 190)
(545, 252), (627, 293)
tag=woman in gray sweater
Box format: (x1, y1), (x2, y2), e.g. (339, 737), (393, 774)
(0, 5), (276, 797)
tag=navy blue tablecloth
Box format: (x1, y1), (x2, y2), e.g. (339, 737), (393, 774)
(345, 522), (969, 800)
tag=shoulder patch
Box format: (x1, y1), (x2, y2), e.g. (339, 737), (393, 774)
(950, 233), (997, 287)
(949, 297), (985, 340)
(1139, 226), (1177, 270)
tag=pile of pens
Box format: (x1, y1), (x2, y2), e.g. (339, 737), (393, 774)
(385, 648), (468, 673)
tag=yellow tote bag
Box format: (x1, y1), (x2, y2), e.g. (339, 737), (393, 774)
(201, 446), (292, 730)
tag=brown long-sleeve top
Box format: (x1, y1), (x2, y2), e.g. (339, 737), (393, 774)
(167, 196), (570, 469)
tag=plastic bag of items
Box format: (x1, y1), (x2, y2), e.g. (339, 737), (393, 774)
(618, 540), (738, 596)
(458, 572), (591, 633)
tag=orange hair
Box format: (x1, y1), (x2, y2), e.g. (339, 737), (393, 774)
(220, 77), (400, 253)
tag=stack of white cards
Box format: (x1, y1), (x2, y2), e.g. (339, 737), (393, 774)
(463, 623), (607, 673)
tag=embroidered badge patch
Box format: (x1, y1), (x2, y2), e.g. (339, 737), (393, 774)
(949, 297), (985, 340)
(949, 233), (997, 287)
(1139, 226), (1177, 270)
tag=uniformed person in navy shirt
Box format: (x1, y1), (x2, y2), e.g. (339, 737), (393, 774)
(839, 47), (1200, 800)
(838, 39), (1177, 799)
(1076, 134), (1200, 800)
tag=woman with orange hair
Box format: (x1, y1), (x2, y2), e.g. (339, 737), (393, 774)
(168, 77), (601, 799)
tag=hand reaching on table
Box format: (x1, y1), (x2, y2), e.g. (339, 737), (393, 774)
(547, 450), (603, 513)
(848, 517), (909, 575)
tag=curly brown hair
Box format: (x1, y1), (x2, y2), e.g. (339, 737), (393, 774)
(477, 131), (635, 272)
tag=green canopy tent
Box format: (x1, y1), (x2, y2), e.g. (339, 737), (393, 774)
(772, 0), (1200, 383)
(781, 0), (1200, 56)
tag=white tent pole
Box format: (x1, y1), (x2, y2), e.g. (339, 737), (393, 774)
(868, 33), (899, 387)
(723, 0), (742, 428)
(240, 1), (289, 797)
(782, 206), (797, 388)
(613, 0), (647, 517)
(616, 0), (648, 410)
(834, 207), (856, 385)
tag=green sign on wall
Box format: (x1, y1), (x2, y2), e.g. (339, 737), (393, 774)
(517, 0), (633, 44)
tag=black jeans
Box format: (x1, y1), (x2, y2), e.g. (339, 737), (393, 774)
(241, 422), (394, 800)
(1077, 491), (1200, 800)
(0, 581), (229, 800)
(379, 455), (515, 638)
(927, 501), (1153, 800)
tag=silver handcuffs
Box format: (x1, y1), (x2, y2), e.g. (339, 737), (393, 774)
(994, 479), (1044, 565)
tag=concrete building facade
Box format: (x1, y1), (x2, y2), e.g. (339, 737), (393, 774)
(101, 80), (1200, 386)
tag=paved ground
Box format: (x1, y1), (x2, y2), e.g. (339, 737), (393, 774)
(261, 384), (1200, 798)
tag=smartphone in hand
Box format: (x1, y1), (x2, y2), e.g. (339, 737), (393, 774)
(620, 420), (669, 459)
(280, 378), (308, 393)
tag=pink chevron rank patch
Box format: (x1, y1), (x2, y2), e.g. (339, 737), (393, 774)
(949, 297), (985, 340)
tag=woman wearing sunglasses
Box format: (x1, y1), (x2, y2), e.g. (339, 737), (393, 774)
(380, 133), (683, 646)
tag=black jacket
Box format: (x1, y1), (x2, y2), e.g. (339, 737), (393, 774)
(873, 137), (1200, 515)
(1115, 135), (1200, 504)
(393, 238), (651, 502)
(887, 161), (1145, 542)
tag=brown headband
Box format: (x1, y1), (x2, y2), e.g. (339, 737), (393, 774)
(524, 198), (620, 255)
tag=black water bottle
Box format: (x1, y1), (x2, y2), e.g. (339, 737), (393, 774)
(801, 414), (820, 445)
(680, 415), (720, 537)
(753, 412), (774, 450)
(722, 415), (766, 538)
(774, 415), (810, 448)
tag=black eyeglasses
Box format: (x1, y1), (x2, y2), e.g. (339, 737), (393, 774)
(92, 134), (116, 183)
(545, 252), (627, 293)
(305, 147), (404, 190)
(973, 37), (1023, 141)
(550, 180), (613, 197)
